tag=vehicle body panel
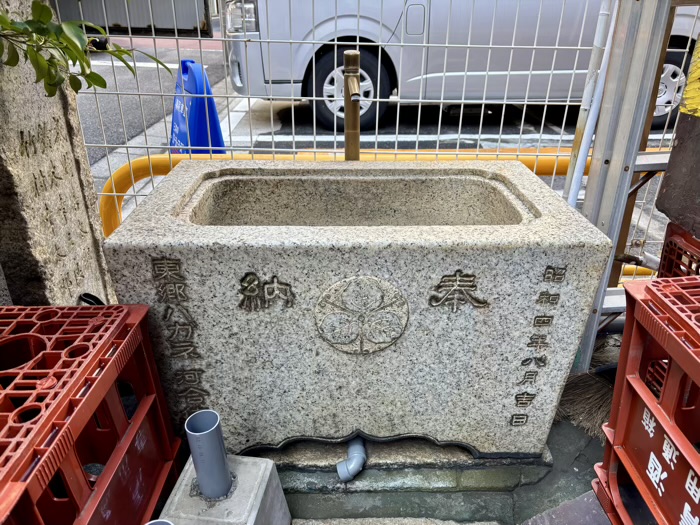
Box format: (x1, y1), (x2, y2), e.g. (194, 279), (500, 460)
(224, 0), (700, 105)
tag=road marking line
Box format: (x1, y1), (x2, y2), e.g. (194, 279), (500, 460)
(245, 133), (577, 142)
(90, 60), (187, 69)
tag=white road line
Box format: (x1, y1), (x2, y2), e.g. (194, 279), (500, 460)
(247, 133), (577, 142)
(90, 60), (187, 69)
(219, 99), (264, 138)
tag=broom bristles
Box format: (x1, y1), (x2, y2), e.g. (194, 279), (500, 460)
(557, 373), (614, 441)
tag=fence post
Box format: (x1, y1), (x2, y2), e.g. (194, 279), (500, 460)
(573, 0), (674, 372)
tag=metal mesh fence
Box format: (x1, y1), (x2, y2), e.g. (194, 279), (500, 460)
(51, 0), (699, 281)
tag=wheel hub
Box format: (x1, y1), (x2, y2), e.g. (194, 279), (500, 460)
(322, 66), (375, 119)
(655, 62), (687, 118)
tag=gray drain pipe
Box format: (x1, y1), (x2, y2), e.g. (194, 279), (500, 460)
(146, 521), (174, 525)
(336, 437), (366, 482)
(185, 409), (233, 499)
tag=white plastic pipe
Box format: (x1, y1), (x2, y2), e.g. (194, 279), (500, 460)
(568, 0), (619, 208)
(336, 437), (366, 482)
(145, 521), (174, 525)
(185, 410), (233, 499)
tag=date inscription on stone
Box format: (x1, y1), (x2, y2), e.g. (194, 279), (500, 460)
(316, 276), (409, 355)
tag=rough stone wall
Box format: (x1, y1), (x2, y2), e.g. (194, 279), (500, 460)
(0, 263), (10, 305)
(0, 0), (115, 305)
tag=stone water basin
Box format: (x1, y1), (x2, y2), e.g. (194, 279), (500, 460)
(104, 161), (610, 457)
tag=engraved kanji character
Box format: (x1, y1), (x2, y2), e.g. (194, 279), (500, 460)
(521, 356), (548, 368)
(663, 434), (679, 470)
(180, 386), (209, 407)
(152, 258), (185, 282)
(156, 282), (188, 304)
(169, 341), (201, 359)
(527, 334), (550, 352)
(647, 452), (668, 497)
(239, 272), (264, 312)
(515, 392), (537, 408)
(429, 271), (488, 313)
(510, 414), (528, 426)
(168, 322), (194, 342)
(517, 371), (538, 386)
(533, 316), (553, 328)
(642, 407), (656, 438)
(688, 470), (700, 504)
(174, 369), (205, 386)
(536, 291), (560, 306)
(543, 266), (566, 283)
(681, 502), (700, 525)
(263, 276), (295, 308)
(163, 304), (197, 325)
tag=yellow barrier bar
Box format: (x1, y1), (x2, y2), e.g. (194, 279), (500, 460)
(100, 148), (585, 237)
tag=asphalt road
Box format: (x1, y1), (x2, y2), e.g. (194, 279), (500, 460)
(254, 102), (579, 152)
(77, 46), (225, 165)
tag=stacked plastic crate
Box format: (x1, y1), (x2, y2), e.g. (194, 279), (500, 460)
(594, 276), (700, 524)
(0, 305), (180, 525)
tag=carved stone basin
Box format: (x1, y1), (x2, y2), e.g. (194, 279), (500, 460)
(188, 175), (527, 227)
(104, 161), (610, 457)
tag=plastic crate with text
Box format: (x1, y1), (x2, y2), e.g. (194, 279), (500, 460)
(0, 305), (180, 525)
(594, 277), (700, 524)
(658, 222), (700, 278)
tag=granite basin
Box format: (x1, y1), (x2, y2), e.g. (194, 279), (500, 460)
(104, 161), (611, 457)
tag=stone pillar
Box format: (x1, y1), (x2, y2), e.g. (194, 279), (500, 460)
(0, 263), (11, 306)
(0, 0), (115, 305)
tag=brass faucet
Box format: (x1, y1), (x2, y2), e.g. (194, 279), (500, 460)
(343, 50), (361, 161)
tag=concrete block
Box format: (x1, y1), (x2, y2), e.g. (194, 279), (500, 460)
(160, 455), (291, 525)
(105, 160), (611, 455)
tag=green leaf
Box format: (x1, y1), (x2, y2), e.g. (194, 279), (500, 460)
(135, 49), (172, 75)
(0, 12), (11, 30)
(85, 71), (106, 89)
(31, 1), (53, 24)
(71, 20), (107, 36)
(43, 76), (57, 97)
(47, 47), (69, 69)
(10, 21), (31, 33)
(105, 48), (135, 75)
(69, 74), (81, 93)
(27, 46), (48, 82)
(60, 21), (88, 51)
(4, 42), (19, 66)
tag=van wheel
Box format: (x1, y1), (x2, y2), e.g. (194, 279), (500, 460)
(308, 48), (391, 131)
(652, 47), (691, 130)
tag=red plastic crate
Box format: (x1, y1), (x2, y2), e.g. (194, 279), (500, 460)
(658, 222), (700, 278)
(0, 305), (180, 525)
(594, 277), (700, 524)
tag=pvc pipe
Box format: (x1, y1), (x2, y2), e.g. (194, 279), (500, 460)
(336, 437), (367, 482)
(567, 0), (619, 208)
(185, 410), (232, 500)
(145, 521), (175, 525)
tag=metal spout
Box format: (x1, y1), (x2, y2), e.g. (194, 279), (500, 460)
(343, 50), (361, 161)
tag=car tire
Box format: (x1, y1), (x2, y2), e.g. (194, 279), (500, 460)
(652, 47), (692, 130)
(308, 48), (391, 132)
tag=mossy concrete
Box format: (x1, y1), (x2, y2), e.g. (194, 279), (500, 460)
(247, 422), (602, 524)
